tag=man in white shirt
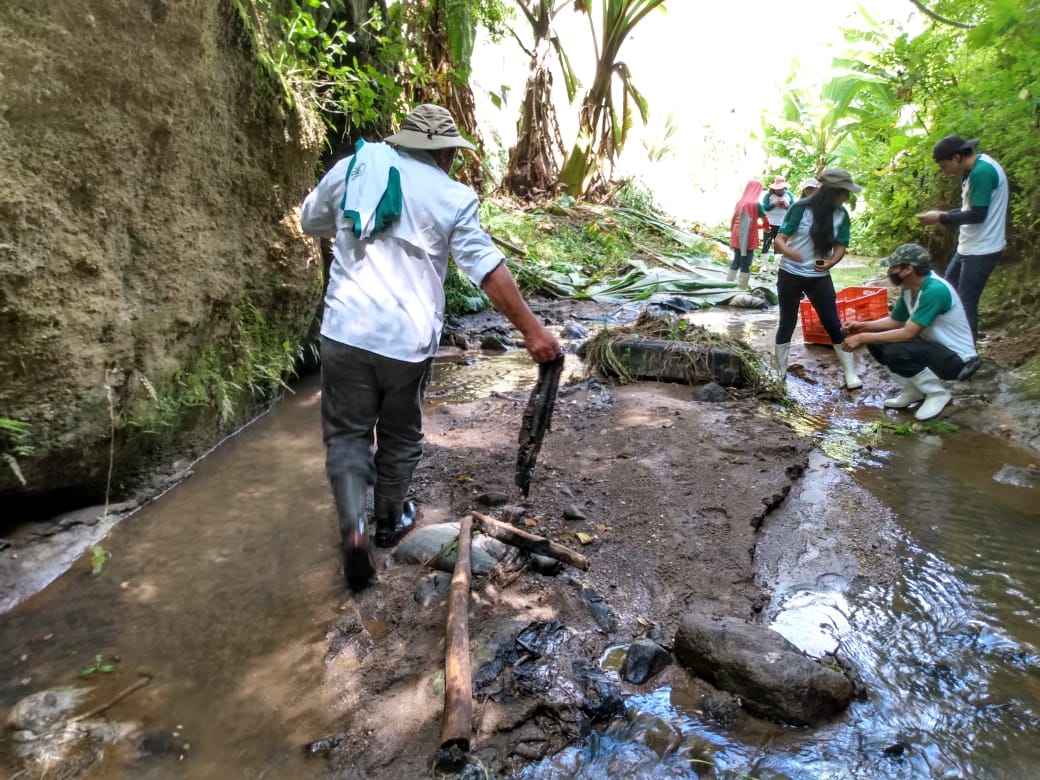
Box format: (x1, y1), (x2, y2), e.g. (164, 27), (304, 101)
(301, 104), (560, 591)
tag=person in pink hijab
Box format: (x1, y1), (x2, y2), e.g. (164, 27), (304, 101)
(728, 179), (764, 290)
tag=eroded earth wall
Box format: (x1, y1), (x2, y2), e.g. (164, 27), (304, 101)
(0, 0), (323, 507)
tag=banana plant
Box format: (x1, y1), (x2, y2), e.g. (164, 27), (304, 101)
(557, 0), (668, 200)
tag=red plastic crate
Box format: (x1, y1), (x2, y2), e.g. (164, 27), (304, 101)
(800, 286), (889, 345)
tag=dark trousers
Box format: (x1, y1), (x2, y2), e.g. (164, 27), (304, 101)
(320, 336), (432, 525)
(729, 249), (753, 273)
(775, 269), (845, 345)
(761, 225), (781, 255)
(943, 250), (1001, 338)
(866, 341), (966, 379)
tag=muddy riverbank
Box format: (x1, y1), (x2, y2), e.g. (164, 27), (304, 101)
(1, 296), (1037, 778)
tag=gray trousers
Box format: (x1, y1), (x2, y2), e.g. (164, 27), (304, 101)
(320, 336), (432, 528)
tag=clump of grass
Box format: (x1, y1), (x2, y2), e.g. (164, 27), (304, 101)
(865, 418), (959, 444)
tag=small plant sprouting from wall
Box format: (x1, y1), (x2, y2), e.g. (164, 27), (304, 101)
(0, 417), (34, 486)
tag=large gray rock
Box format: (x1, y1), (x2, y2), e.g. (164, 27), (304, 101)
(673, 614), (853, 726)
(394, 522), (513, 575)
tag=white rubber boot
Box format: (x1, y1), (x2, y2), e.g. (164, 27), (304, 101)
(737, 272), (750, 291)
(833, 346), (862, 390)
(910, 369), (952, 421)
(883, 374), (924, 409)
(725, 268), (737, 283)
(774, 343), (790, 378)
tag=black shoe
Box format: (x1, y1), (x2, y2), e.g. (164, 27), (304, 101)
(375, 500), (416, 548)
(342, 517), (375, 592)
(957, 356), (982, 381)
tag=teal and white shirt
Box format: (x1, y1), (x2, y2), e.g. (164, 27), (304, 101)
(958, 153), (1007, 255)
(890, 273), (977, 361)
(301, 149), (504, 362)
(777, 203), (851, 278)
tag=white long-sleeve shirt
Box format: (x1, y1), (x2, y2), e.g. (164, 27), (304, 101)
(300, 148), (503, 362)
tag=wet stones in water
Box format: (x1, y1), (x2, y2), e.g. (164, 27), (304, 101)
(561, 322), (588, 339)
(698, 690), (743, 725)
(693, 382), (729, 402)
(8, 687), (136, 778)
(441, 330), (469, 350)
(993, 464), (1039, 488)
(480, 332), (514, 351)
(476, 491), (510, 507)
(7, 688), (84, 732)
(621, 640), (672, 685)
(673, 614), (855, 726)
(883, 740), (909, 758)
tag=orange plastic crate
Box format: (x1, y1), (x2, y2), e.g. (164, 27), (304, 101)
(800, 286), (889, 345)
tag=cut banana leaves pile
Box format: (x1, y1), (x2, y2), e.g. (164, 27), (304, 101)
(508, 257), (777, 307)
(501, 206), (777, 307)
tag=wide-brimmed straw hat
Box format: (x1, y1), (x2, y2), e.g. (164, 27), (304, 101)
(384, 104), (476, 151)
(768, 175), (789, 191)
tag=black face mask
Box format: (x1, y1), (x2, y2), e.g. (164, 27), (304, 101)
(887, 268), (906, 286)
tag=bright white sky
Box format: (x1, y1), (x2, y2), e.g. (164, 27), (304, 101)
(472, 0), (921, 223)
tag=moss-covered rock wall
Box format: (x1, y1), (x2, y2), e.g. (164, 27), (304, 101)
(0, 0), (324, 510)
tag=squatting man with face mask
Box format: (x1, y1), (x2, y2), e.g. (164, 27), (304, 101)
(840, 243), (981, 421)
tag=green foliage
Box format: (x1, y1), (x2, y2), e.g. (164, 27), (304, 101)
(90, 545), (110, 576)
(615, 178), (662, 216)
(767, 0), (1040, 284)
(255, 0), (405, 133)
(0, 417), (33, 486)
(558, 0), (668, 198)
(128, 300), (306, 436)
(865, 417), (959, 442)
(79, 654), (116, 678)
(444, 262), (490, 317)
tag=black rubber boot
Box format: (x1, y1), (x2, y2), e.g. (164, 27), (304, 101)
(330, 471), (374, 591)
(374, 483), (416, 548)
(341, 513), (375, 592)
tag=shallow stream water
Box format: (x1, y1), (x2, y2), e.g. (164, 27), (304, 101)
(2, 309), (1039, 779)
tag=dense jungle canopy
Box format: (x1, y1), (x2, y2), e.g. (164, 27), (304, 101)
(257, 0), (1038, 304)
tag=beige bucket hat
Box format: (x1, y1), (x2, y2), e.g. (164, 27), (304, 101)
(384, 104), (476, 151)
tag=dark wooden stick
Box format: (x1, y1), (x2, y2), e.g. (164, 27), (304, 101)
(438, 512), (474, 762)
(472, 512), (590, 571)
(71, 674), (152, 723)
